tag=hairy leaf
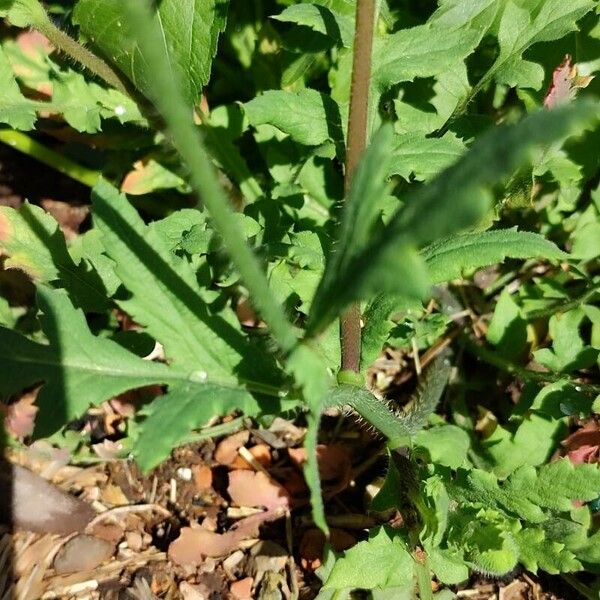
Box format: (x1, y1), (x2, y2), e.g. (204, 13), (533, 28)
(450, 460), (600, 523)
(244, 89), (344, 147)
(73, 0), (229, 105)
(324, 526), (413, 590)
(515, 528), (581, 574)
(308, 102), (598, 336)
(422, 228), (566, 284)
(0, 287), (170, 437)
(491, 0), (595, 89)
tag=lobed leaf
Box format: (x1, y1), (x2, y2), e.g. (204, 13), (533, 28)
(308, 102), (599, 337)
(422, 228), (566, 284)
(244, 89), (344, 147)
(0, 286), (170, 437)
(91, 180), (282, 387)
(73, 0), (229, 106)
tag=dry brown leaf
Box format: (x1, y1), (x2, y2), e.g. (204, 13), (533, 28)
(230, 577), (253, 600)
(227, 470), (290, 510)
(53, 534), (115, 574)
(2, 390), (38, 439)
(192, 464), (213, 491)
(215, 430), (250, 466)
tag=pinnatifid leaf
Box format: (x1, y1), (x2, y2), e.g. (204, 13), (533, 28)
(73, 0), (228, 106)
(0, 286), (170, 438)
(244, 89), (344, 147)
(324, 526), (413, 590)
(422, 228), (566, 284)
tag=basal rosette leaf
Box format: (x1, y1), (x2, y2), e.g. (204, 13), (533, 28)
(0, 202), (110, 311)
(0, 286), (171, 437)
(421, 228), (566, 284)
(91, 180), (283, 388)
(73, 0), (229, 106)
(307, 101), (599, 337)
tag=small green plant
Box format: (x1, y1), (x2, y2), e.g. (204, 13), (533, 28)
(1, 0), (600, 596)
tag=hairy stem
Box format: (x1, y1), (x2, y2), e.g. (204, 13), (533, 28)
(121, 2), (297, 354)
(340, 0), (376, 372)
(25, 1), (128, 94)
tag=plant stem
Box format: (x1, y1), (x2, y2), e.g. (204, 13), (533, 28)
(340, 0), (376, 373)
(121, 2), (297, 354)
(25, 1), (128, 94)
(0, 129), (101, 188)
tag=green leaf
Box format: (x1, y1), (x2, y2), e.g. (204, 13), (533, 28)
(244, 89), (344, 147)
(0, 202), (110, 311)
(308, 102), (598, 337)
(272, 4), (353, 47)
(0, 45), (36, 129)
(388, 133), (466, 182)
(287, 343), (333, 533)
(134, 382), (259, 472)
(91, 180), (281, 387)
(447, 507), (519, 576)
(361, 295), (421, 370)
(373, 26), (479, 91)
(534, 308), (599, 373)
(72, 0), (229, 106)
(422, 228), (566, 284)
(307, 125), (429, 336)
(427, 546), (469, 585)
(0, 286), (170, 437)
(450, 460), (600, 524)
(515, 527), (581, 574)
(486, 288), (528, 361)
(394, 66), (471, 136)
(324, 526), (414, 590)
(0, 0), (46, 28)
(415, 425), (470, 469)
(491, 0), (595, 90)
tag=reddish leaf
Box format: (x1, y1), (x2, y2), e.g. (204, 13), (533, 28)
(544, 55), (594, 109)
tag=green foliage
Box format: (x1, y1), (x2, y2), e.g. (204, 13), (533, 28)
(1, 0), (600, 594)
(72, 0), (228, 106)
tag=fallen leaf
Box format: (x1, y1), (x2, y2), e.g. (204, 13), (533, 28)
(215, 430), (250, 466)
(230, 577), (253, 600)
(192, 464), (213, 491)
(169, 509), (285, 565)
(564, 422), (600, 465)
(53, 534), (115, 574)
(1, 390), (38, 439)
(40, 199), (89, 240)
(300, 528), (356, 570)
(288, 444), (352, 482)
(228, 470), (290, 510)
